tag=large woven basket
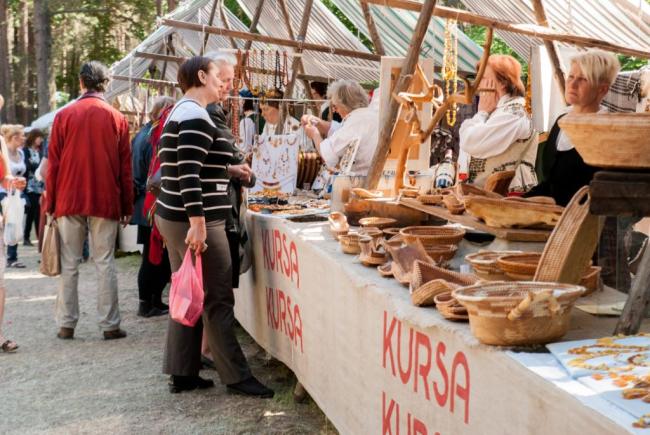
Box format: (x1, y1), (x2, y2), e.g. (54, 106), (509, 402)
(387, 239), (434, 286)
(558, 113), (650, 169)
(400, 226), (466, 247)
(453, 282), (585, 346)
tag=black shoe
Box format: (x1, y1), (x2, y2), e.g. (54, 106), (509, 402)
(201, 355), (216, 370)
(23, 239), (33, 246)
(153, 301), (169, 314)
(138, 301), (153, 317)
(168, 375), (214, 394)
(227, 376), (274, 398)
(7, 261), (25, 268)
(103, 329), (127, 340)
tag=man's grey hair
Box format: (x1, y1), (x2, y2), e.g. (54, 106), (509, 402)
(327, 79), (369, 113)
(204, 51), (237, 69)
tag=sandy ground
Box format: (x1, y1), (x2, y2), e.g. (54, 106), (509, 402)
(0, 245), (337, 434)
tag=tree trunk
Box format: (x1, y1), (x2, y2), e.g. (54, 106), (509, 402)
(16, 0), (29, 124)
(34, 0), (53, 116)
(167, 0), (177, 12)
(156, 0), (163, 16)
(0, 0), (16, 123)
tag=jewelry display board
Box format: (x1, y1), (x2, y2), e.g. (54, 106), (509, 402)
(251, 133), (300, 194)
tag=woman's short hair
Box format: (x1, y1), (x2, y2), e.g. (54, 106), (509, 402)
(570, 50), (621, 87)
(263, 88), (284, 110)
(310, 81), (329, 98)
(177, 56), (217, 93)
(79, 61), (110, 93)
(1, 124), (24, 142)
(25, 128), (44, 148)
(150, 96), (175, 121)
(327, 80), (368, 112)
(486, 55), (525, 97)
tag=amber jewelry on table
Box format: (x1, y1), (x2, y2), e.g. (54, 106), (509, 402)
(634, 413), (650, 429)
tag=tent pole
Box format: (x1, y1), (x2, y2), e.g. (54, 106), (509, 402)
(218, 1), (239, 50)
(160, 18), (381, 62)
(531, 0), (566, 100)
(285, 0), (314, 99)
(360, 1), (385, 56)
(203, 0), (220, 52)
(363, 0), (438, 190)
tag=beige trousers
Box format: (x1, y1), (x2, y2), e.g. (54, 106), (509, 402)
(55, 215), (120, 331)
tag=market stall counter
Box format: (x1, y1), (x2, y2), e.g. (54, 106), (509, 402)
(234, 210), (644, 434)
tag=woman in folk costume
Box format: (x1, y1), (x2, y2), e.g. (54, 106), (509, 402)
(259, 88), (313, 152)
(458, 54), (537, 194)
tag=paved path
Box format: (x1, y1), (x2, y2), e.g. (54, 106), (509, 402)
(0, 245), (336, 434)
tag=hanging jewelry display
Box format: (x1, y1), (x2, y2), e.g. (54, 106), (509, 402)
(282, 51), (290, 87)
(260, 49), (266, 95)
(525, 63), (533, 114)
(274, 50), (281, 90)
(251, 49), (259, 96)
(442, 19), (458, 127)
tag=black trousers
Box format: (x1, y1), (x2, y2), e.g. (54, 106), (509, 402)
(24, 192), (41, 241)
(137, 225), (171, 304)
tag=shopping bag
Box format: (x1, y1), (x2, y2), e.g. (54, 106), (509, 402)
(2, 189), (24, 246)
(40, 218), (61, 277)
(169, 249), (204, 327)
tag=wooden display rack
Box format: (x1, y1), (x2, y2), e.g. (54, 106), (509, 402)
(399, 197), (552, 242)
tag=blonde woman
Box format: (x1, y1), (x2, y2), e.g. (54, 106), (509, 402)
(525, 50), (620, 206)
(0, 124), (27, 268)
(0, 121), (27, 352)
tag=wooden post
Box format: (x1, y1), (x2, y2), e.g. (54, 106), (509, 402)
(363, 0), (438, 190)
(202, 0), (220, 52)
(218, 2), (239, 50)
(360, 1), (385, 56)
(285, 0), (314, 99)
(615, 246), (650, 335)
(360, 0), (650, 59)
(531, 0), (566, 99)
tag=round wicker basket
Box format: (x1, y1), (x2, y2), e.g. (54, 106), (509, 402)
(453, 281), (584, 346)
(400, 226), (466, 247)
(339, 233), (362, 255)
(465, 251), (522, 281)
(359, 217), (398, 230)
(382, 227), (401, 238)
(496, 253), (541, 280)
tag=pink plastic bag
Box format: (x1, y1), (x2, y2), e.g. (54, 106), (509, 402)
(169, 249), (204, 327)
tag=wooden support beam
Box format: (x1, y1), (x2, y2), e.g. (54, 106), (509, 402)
(112, 74), (179, 88)
(364, 0), (438, 190)
(531, 0), (566, 99)
(360, 1), (385, 56)
(361, 0), (650, 59)
(160, 18), (381, 62)
(285, 0), (314, 99)
(278, 0), (295, 40)
(202, 0), (220, 52)
(218, 1), (239, 50)
(133, 51), (335, 82)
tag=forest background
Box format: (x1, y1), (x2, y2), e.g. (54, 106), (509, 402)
(0, 0), (647, 125)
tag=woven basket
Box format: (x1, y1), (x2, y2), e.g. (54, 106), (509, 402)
(339, 233), (362, 255)
(399, 188), (420, 198)
(465, 251), (523, 281)
(359, 217), (398, 230)
(453, 281), (585, 346)
(417, 194), (443, 205)
(400, 226), (466, 247)
(359, 227), (384, 247)
(411, 260), (478, 287)
(558, 113), (650, 169)
(434, 291), (469, 321)
(351, 188), (384, 199)
(328, 212), (349, 240)
(497, 253), (541, 281)
(580, 266), (602, 296)
(442, 194), (465, 215)
(425, 244), (458, 264)
(411, 280), (456, 307)
(382, 227), (401, 238)
(378, 261), (393, 277)
(359, 236), (388, 266)
(387, 239), (434, 286)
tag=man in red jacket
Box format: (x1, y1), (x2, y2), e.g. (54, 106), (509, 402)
(47, 61), (133, 340)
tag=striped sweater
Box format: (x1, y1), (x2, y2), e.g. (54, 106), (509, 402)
(156, 99), (238, 222)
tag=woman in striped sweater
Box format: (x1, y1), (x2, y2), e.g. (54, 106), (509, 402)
(155, 56), (273, 397)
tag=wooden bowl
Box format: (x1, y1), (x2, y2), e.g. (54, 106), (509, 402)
(359, 217), (398, 230)
(558, 113), (650, 169)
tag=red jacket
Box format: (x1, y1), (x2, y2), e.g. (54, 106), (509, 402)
(46, 94), (134, 220)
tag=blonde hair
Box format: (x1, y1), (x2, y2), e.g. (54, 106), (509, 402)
(149, 96), (175, 121)
(327, 80), (369, 113)
(1, 124), (24, 143)
(570, 50), (620, 86)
